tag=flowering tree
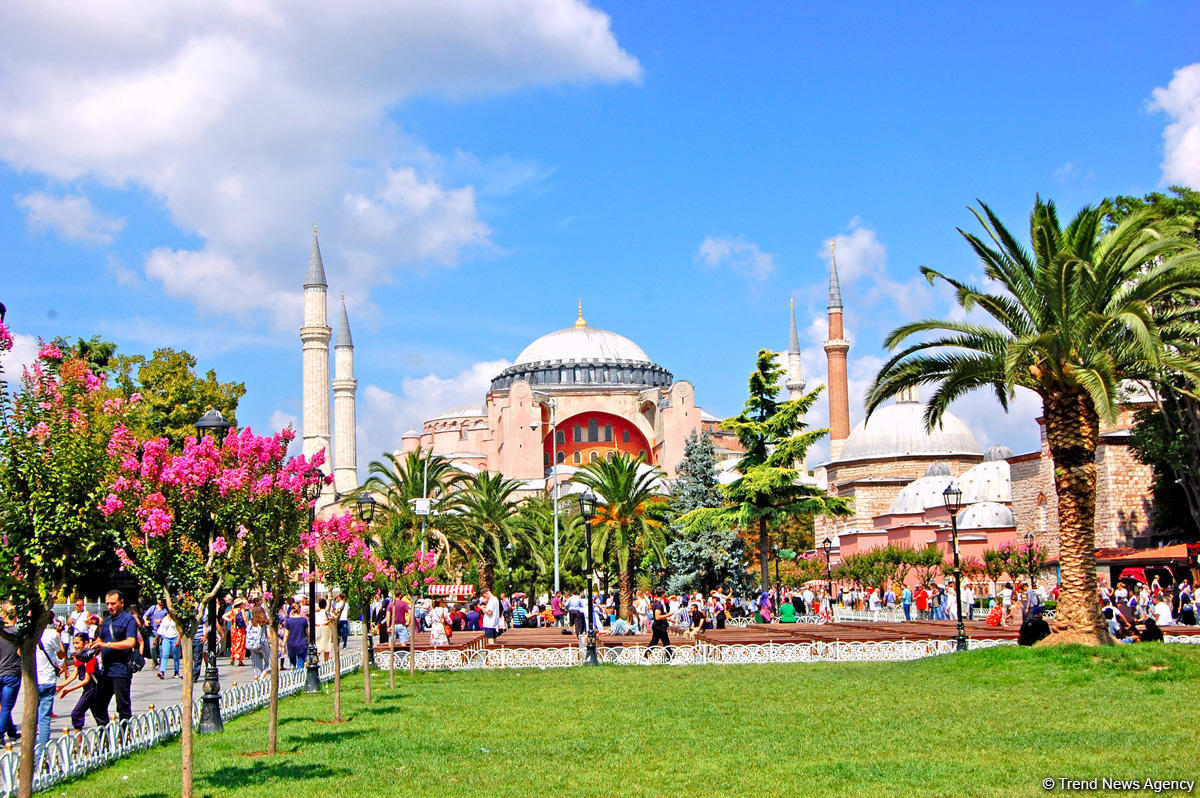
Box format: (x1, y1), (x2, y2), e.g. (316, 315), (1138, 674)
(0, 339), (127, 798)
(307, 512), (394, 712)
(998, 540), (1049, 593)
(220, 426), (326, 755)
(101, 424), (326, 794)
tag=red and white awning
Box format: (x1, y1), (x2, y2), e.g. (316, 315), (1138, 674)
(429, 584), (475, 597)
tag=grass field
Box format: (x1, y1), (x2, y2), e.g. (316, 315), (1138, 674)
(58, 645), (1200, 798)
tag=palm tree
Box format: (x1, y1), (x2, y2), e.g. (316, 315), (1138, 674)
(571, 453), (669, 619)
(360, 450), (463, 566)
(510, 495), (581, 596)
(448, 471), (530, 592)
(868, 197), (1200, 643)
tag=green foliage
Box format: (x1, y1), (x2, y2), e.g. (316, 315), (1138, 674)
(113, 347), (246, 449)
(670, 430), (723, 514)
(910, 545), (946, 586)
(981, 549), (1008, 587)
(663, 514), (754, 596)
(360, 450), (464, 577)
(445, 471), (532, 592)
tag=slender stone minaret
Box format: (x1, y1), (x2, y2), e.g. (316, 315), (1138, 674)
(300, 225), (332, 470)
(784, 297), (808, 470)
(823, 241), (851, 461)
(332, 294), (358, 494)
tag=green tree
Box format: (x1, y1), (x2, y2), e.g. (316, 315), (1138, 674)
(982, 549), (1008, 595)
(360, 450), (463, 567)
(114, 348), (246, 448)
(671, 430), (722, 513)
(910, 545), (946, 587)
(446, 471), (528, 592)
(571, 453), (669, 619)
(706, 351), (849, 591)
(867, 197), (1200, 643)
(663, 514), (754, 596)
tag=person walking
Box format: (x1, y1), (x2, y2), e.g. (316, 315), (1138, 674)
(34, 620), (62, 758)
(646, 588), (672, 660)
(225, 599), (248, 668)
(282, 607), (309, 670)
(246, 607), (270, 676)
(57, 633), (98, 733)
(387, 591), (410, 648)
(90, 590), (138, 726)
(156, 612), (181, 679)
(333, 591), (350, 649)
(565, 590), (586, 638)
(315, 598), (333, 663)
(427, 599), (451, 647)
(481, 589), (503, 646)
(143, 599), (167, 668)
(0, 603), (21, 744)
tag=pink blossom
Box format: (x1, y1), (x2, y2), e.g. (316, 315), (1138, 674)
(107, 426), (136, 459)
(26, 421), (50, 442)
(211, 536), (228, 555)
(236, 524), (249, 540)
(0, 321), (13, 353)
(129, 392), (142, 405)
(84, 371), (103, 392)
(100, 493), (124, 516)
(37, 342), (62, 360)
(140, 508), (173, 537)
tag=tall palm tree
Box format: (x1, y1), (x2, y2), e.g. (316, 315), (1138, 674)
(360, 450), (463, 566)
(571, 453), (669, 619)
(448, 471), (530, 592)
(868, 197), (1200, 643)
(510, 495), (582, 595)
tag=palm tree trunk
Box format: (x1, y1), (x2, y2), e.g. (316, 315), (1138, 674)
(1043, 391), (1110, 644)
(480, 555), (495, 594)
(619, 542), (634, 621)
(759, 517), (769, 593)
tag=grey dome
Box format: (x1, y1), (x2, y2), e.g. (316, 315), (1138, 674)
(983, 444), (1014, 462)
(401, 429), (421, 439)
(958, 501), (1015, 529)
(838, 402), (981, 462)
(889, 475), (956, 514)
(924, 462), (951, 476)
(958, 459), (1012, 504)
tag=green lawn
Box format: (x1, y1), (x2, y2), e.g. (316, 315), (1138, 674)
(58, 645), (1200, 798)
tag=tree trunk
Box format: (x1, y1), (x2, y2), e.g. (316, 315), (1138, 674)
(180, 634), (195, 798)
(1042, 391), (1110, 644)
(361, 621), (371, 704)
(619, 543), (634, 621)
(16, 638), (36, 798)
(332, 627), (341, 722)
(268, 620), (280, 754)
(389, 608), (396, 689)
(480, 556), (495, 594)
(759, 517), (769, 593)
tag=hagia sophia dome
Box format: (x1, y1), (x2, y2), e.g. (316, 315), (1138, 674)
(836, 391), (982, 463)
(489, 306), (673, 393)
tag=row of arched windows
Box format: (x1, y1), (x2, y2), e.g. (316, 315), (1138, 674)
(543, 449), (649, 466)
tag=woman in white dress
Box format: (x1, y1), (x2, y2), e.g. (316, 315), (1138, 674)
(427, 599), (450, 647)
(315, 598), (333, 662)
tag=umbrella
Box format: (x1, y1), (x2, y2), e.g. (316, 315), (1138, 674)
(511, 592), (527, 599)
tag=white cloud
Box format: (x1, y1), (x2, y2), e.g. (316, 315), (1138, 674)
(820, 220), (935, 318)
(268, 409), (298, 435)
(106, 254), (140, 287)
(16, 191), (125, 245)
(0, 331), (40, 381)
(1149, 63), (1200, 188)
(696, 235), (776, 282)
(0, 1), (640, 322)
(357, 359), (509, 460)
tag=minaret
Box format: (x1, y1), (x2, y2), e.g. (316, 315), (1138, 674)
(823, 241), (851, 460)
(300, 225), (332, 471)
(333, 294), (358, 495)
(784, 297), (808, 470)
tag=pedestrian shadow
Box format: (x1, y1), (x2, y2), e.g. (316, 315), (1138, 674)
(203, 762), (347, 790)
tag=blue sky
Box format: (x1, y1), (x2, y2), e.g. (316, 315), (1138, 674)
(2, 1), (1198, 471)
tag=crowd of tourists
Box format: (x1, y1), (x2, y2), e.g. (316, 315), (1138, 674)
(1101, 577), (1195, 643)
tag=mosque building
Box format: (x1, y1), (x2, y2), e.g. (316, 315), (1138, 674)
(299, 226), (1156, 571)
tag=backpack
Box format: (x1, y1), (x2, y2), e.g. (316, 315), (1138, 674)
(245, 623), (266, 652)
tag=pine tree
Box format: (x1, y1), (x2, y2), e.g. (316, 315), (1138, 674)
(671, 430), (722, 513)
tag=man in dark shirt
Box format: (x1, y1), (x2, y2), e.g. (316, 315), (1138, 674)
(91, 590), (138, 724)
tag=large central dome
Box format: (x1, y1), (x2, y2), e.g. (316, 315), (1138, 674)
(491, 307), (672, 392)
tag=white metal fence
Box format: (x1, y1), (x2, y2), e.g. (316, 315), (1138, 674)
(0, 650), (361, 797)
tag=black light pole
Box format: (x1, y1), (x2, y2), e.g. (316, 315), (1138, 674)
(195, 408), (231, 734)
(356, 493), (377, 662)
(303, 476), (323, 693)
(772, 545), (780, 591)
(578, 490), (599, 666)
(821, 537), (834, 616)
(941, 484), (968, 652)
(1024, 531), (1036, 597)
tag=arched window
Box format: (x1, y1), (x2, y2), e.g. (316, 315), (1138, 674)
(573, 451), (582, 465)
(588, 419), (599, 442)
(623, 430), (630, 443)
(638, 449), (647, 460)
(543, 452), (550, 467)
(556, 429), (565, 445)
(557, 451), (565, 464)
(589, 451), (599, 463)
(606, 450), (615, 461)
(561, 367), (570, 384)
(589, 366), (596, 382)
(604, 424), (613, 442)
(574, 425), (583, 443)
(459, 424), (468, 441)
(1037, 494), (1048, 535)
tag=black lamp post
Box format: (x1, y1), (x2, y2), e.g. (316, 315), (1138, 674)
(356, 493), (377, 661)
(941, 483), (968, 652)
(821, 537), (834, 616)
(195, 409), (231, 734)
(1023, 531), (1036, 596)
(577, 490), (600, 666)
(303, 476), (324, 693)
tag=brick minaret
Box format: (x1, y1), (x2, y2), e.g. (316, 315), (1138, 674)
(300, 225), (332, 469)
(823, 241), (851, 460)
(333, 294), (358, 495)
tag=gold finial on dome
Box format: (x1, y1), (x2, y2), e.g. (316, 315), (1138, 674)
(575, 299), (587, 328)
(313, 223), (318, 235)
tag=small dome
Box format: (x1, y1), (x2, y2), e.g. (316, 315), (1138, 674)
(983, 444), (1014, 462)
(958, 458), (1011, 504)
(889, 475), (956, 515)
(958, 501), (1014, 529)
(924, 462), (951, 476)
(401, 429), (421, 439)
(838, 402), (981, 462)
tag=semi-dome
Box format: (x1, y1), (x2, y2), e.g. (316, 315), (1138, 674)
(958, 501), (1015, 529)
(837, 400), (981, 463)
(491, 306), (672, 392)
(983, 444), (1014, 462)
(958, 459), (1011, 504)
(889, 474), (956, 514)
(924, 462), (951, 476)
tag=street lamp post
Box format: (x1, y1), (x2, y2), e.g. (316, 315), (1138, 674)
(532, 392), (561, 593)
(356, 493), (377, 662)
(303, 477), (323, 693)
(577, 490), (599, 666)
(772, 545), (780, 591)
(195, 409), (231, 734)
(941, 484), (968, 652)
(1023, 530), (1036, 596)
(821, 537), (834, 617)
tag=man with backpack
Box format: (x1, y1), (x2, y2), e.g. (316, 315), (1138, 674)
(90, 590), (139, 725)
